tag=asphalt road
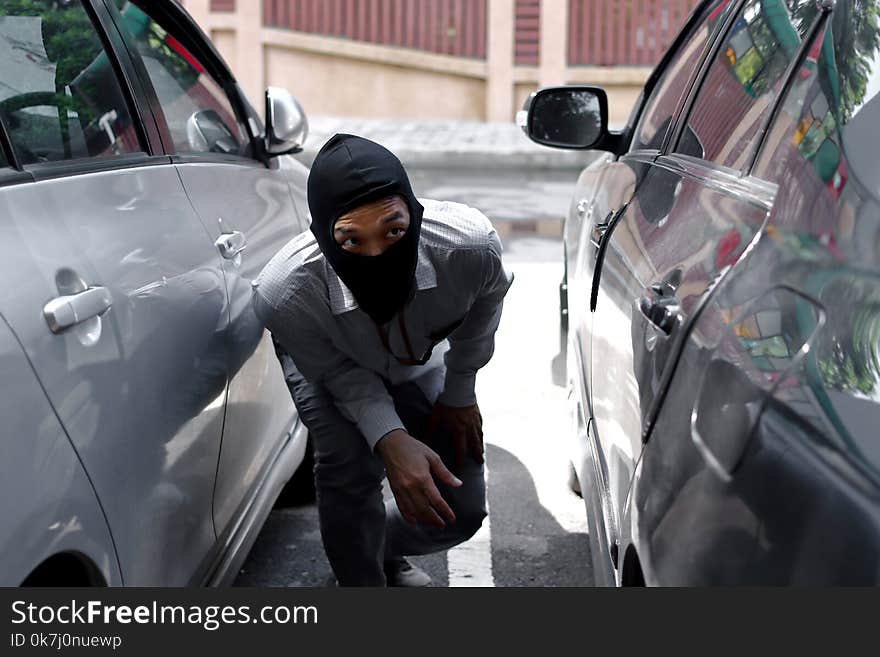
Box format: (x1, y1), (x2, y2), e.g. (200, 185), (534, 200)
(234, 170), (592, 587)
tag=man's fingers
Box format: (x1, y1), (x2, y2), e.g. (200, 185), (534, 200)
(427, 452), (462, 488)
(393, 487), (419, 525)
(423, 481), (456, 525)
(423, 507), (446, 528)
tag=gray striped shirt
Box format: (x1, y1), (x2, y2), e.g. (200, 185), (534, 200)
(252, 198), (514, 450)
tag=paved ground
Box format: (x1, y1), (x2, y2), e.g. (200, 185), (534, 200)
(234, 234), (592, 587)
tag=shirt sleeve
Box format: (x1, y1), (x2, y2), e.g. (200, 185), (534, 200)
(438, 226), (514, 407)
(257, 291), (404, 451)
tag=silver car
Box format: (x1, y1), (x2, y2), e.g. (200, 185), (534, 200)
(0, 0), (312, 585)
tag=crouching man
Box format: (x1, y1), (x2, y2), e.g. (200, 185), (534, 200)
(252, 134), (513, 586)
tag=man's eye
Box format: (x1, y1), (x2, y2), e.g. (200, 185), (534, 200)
(343, 237), (359, 247)
(387, 227), (406, 238)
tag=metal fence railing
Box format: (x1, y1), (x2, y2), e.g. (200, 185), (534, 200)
(209, 0), (235, 12)
(263, 0), (488, 59)
(515, 0), (540, 66)
(568, 0), (698, 66)
(208, 0), (699, 67)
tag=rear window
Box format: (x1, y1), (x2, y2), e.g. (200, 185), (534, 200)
(0, 0), (142, 164)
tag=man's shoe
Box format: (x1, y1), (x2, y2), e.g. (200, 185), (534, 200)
(384, 557), (432, 587)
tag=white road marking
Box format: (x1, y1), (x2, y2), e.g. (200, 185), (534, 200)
(447, 467), (494, 587)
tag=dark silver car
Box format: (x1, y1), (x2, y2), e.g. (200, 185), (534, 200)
(523, 0), (880, 585)
(0, 0), (312, 585)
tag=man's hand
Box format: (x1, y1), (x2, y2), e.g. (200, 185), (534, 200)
(425, 403), (484, 473)
(376, 429), (462, 528)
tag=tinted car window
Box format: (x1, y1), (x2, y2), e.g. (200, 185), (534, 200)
(0, 0), (141, 165)
(677, 0), (817, 168)
(112, 2), (247, 156)
(632, 0), (733, 151)
(753, 2), (880, 471)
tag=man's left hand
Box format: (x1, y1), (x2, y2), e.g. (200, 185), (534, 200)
(425, 403), (484, 473)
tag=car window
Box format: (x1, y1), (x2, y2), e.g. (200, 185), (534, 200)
(632, 0), (733, 152)
(0, 0), (142, 165)
(111, 1), (248, 157)
(676, 0), (817, 169)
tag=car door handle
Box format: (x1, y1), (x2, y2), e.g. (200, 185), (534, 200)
(638, 295), (681, 335)
(43, 286), (112, 334)
(649, 268), (683, 297)
(215, 231), (247, 260)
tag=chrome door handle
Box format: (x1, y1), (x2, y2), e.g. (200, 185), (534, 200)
(43, 286), (112, 334)
(649, 268), (683, 297)
(638, 296), (681, 335)
(215, 231), (247, 260)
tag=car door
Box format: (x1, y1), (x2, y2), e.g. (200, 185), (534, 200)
(0, 0), (228, 585)
(568, 0), (734, 564)
(589, 0), (820, 565)
(639, 1), (880, 584)
(103, 0), (307, 535)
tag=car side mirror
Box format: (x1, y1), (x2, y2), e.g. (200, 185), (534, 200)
(518, 86), (610, 150)
(186, 108), (240, 155)
(265, 87), (308, 156)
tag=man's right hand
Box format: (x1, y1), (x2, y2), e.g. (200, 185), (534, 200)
(376, 429), (462, 528)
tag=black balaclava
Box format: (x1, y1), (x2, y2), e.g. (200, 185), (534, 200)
(307, 134), (424, 325)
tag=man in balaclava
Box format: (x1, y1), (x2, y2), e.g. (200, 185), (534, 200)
(253, 134), (513, 586)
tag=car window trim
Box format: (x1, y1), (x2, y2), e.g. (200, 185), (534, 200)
(746, 8), (833, 176)
(0, 167), (33, 188)
(101, 0), (262, 164)
(23, 153), (172, 183)
(668, 0), (829, 171)
(0, 111), (21, 171)
(171, 153), (266, 168)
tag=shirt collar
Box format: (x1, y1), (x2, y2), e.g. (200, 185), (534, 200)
(327, 242), (437, 316)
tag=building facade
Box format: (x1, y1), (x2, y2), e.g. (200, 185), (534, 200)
(182, 0), (698, 123)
